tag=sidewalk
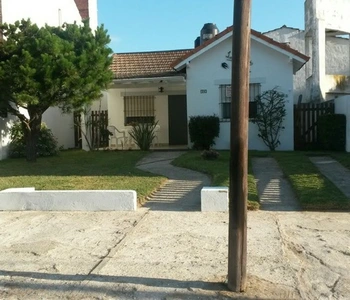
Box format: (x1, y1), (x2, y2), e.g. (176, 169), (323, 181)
(0, 152), (349, 299)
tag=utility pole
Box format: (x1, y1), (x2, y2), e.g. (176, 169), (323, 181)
(227, 0), (251, 292)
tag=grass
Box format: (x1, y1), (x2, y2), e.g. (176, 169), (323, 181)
(172, 151), (259, 210)
(271, 151), (350, 210)
(173, 150), (350, 211)
(0, 150), (166, 203)
(330, 152), (350, 170)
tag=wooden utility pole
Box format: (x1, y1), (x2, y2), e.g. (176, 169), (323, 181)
(227, 0), (251, 292)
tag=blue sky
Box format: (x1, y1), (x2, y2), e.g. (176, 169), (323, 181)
(97, 0), (304, 53)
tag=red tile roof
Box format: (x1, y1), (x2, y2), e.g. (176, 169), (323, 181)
(171, 26), (309, 68)
(74, 0), (89, 19)
(111, 49), (192, 79)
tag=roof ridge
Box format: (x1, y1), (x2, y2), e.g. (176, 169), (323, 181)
(171, 26), (309, 69)
(263, 25), (302, 34)
(113, 49), (192, 55)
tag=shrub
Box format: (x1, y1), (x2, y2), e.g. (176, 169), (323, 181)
(9, 122), (59, 158)
(129, 121), (158, 151)
(188, 115), (220, 150)
(251, 88), (287, 151)
(318, 114), (346, 151)
(201, 149), (219, 160)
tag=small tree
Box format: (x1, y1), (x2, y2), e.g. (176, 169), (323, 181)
(0, 19), (113, 161)
(251, 88), (287, 151)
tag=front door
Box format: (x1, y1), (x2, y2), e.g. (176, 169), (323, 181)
(168, 95), (188, 145)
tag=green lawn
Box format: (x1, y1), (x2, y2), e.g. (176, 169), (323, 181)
(330, 152), (350, 170)
(173, 150), (350, 211)
(0, 150), (166, 203)
(172, 151), (259, 210)
(272, 151), (350, 211)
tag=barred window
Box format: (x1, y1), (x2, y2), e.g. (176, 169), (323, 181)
(219, 83), (261, 120)
(124, 96), (155, 125)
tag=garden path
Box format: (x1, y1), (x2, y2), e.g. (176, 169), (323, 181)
(252, 157), (300, 211)
(136, 151), (211, 211)
(310, 156), (350, 198)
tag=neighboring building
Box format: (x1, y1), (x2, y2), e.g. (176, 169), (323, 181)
(105, 25), (308, 151)
(264, 0), (350, 103)
(0, 0), (97, 159)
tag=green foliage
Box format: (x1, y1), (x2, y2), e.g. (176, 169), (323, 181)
(317, 114), (346, 151)
(9, 122), (59, 158)
(251, 88), (287, 151)
(129, 121), (158, 151)
(201, 149), (219, 160)
(0, 19), (113, 161)
(188, 115), (220, 150)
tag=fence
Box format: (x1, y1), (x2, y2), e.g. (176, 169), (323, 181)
(91, 110), (109, 148)
(294, 101), (335, 150)
(73, 110), (109, 149)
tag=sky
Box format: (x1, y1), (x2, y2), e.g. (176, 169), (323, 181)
(97, 0), (305, 53)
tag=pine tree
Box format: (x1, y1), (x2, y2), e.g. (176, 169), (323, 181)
(0, 19), (113, 161)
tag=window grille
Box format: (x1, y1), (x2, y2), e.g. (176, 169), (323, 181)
(219, 83), (260, 120)
(124, 96), (155, 125)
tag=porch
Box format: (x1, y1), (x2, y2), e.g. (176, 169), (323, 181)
(105, 76), (189, 149)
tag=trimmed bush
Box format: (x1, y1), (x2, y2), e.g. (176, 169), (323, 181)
(318, 114), (346, 151)
(188, 115), (220, 150)
(9, 122), (59, 158)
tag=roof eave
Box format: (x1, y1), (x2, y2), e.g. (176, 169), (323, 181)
(112, 75), (186, 85)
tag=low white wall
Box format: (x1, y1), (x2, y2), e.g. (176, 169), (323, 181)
(201, 187), (228, 212)
(0, 188), (137, 211)
(334, 96), (350, 152)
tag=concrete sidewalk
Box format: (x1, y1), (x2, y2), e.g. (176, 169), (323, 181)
(0, 152), (349, 299)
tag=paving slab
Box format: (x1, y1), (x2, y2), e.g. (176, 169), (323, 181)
(310, 156), (350, 198)
(252, 157), (300, 211)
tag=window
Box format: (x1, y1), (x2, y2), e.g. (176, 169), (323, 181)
(124, 96), (155, 125)
(219, 83), (261, 120)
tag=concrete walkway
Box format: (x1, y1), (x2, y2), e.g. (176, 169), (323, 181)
(136, 151), (211, 211)
(252, 157), (300, 211)
(310, 156), (350, 198)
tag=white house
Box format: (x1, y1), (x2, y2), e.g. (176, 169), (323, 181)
(0, 0), (97, 159)
(105, 25), (308, 151)
(264, 0), (350, 103)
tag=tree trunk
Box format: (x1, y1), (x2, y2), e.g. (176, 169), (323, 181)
(25, 113), (42, 162)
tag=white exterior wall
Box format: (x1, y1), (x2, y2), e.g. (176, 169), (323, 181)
(305, 0), (350, 34)
(42, 108), (75, 149)
(186, 37), (294, 151)
(88, 0), (98, 30)
(304, 0), (350, 101)
(265, 29), (350, 103)
(2, 0), (81, 27)
(334, 96), (350, 152)
(107, 85), (185, 146)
